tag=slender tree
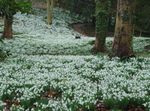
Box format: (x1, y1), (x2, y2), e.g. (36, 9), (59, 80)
(47, 0), (54, 25)
(0, 0), (31, 39)
(93, 0), (109, 52)
(112, 0), (135, 58)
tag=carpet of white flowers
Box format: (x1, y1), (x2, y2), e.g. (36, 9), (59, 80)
(0, 8), (150, 111)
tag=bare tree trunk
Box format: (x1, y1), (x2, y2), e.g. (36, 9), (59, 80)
(2, 16), (13, 39)
(112, 0), (135, 58)
(47, 0), (54, 25)
(93, 0), (109, 53)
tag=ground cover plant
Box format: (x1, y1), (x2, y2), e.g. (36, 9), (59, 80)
(0, 8), (150, 111)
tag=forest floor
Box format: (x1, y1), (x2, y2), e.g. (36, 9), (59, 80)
(0, 8), (150, 111)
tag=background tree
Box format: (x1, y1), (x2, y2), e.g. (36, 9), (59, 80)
(47, 0), (54, 25)
(93, 0), (110, 52)
(112, 0), (135, 58)
(0, 0), (31, 39)
(135, 0), (150, 36)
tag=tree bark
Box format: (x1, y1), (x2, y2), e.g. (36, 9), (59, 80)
(47, 0), (54, 25)
(94, 0), (109, 52)
(2, 16), (13, 39)
(112, 0), (135, 58)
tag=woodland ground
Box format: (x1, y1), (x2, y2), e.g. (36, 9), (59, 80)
(0, 8), (150, 111)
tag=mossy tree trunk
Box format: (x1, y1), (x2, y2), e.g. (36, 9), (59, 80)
(2, 16), (13, 39)
(94, 0), (109, 52)
(112, 0), (135, 58)
(47, 0), (54, 25)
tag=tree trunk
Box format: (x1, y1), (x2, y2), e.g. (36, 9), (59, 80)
(2, 16), (13, 39)
(93, 0), (109, 52)
(112, 0), (135, 58)
(47, 0), (54, 25)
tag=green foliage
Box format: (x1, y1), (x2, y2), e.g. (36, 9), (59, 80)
(58, 0), (95, 22)
(21, 97), (39, 110)
(95, 0), (110, 16)
(0, 0), (31, 18)
(1, 85), (18, 101)
(103, 97), (146, 110)
(135, 0), (150, 34)
(0, 38), (7, 61)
